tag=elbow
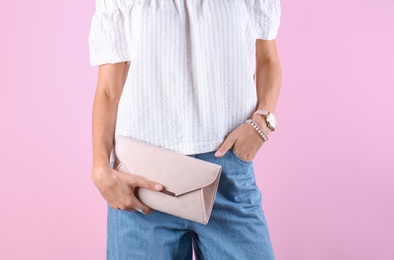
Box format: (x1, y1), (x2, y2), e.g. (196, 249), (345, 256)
(95, 84), (123, 104)
(256, 58), (281, 72)
(104, 88), (122, 103)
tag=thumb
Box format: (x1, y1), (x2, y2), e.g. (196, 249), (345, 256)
(215, 134), (236, 158)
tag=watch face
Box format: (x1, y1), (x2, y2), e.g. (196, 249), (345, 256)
(267, 113), (276, 128)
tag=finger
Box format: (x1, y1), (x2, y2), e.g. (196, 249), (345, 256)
(121, 194), (153, 214)
(134, 202), (153, 215)
(131, 175), (164, 192)
(215, 132), (237, 157)
(108, 203), (120, 210)
(235, 145), (254, 161)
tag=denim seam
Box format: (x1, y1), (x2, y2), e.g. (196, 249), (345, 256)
(115, 209), (121, 260)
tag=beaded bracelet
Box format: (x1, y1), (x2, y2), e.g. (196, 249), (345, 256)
(245, 119), (269, 142)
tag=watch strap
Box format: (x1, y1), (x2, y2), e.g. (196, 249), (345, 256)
(252, 109), (276, 131)
(253, 110), (269, 117)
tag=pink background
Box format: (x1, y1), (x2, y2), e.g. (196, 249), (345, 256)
(1, 0), (393, 259)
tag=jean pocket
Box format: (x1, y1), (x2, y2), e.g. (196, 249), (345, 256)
(229, 148), (253, 163)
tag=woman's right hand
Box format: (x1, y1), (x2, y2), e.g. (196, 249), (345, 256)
(91, 164), (164, 214)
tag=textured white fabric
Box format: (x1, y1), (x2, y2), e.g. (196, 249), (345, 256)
(88, 0), (281, 155)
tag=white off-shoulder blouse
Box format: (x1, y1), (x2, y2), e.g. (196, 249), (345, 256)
(88, 0), (281, 156)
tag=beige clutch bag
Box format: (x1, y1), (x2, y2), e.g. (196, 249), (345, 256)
(113, 135), (222, 225)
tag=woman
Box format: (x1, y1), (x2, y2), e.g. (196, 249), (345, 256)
(89, 0), (282, 259)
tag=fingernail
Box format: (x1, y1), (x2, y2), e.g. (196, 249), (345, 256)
(155, 184), (163, 190)
(215, 151), (222, 157)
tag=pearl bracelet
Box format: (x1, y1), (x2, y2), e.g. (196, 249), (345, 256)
(245, 119), (269, 142)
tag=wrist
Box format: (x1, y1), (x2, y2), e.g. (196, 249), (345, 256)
(93, 161), (111, 172)
(245, 119), (269, 141)
(252, 109), (277, 132)
(92, 159), (112, 178)
(252, 114), (272, 136)
(91, 165), (115, 191)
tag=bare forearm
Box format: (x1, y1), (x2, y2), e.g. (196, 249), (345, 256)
(255, 59), (282, 113)
(89, 63), (164, 213)
(92, 91), (119, 170)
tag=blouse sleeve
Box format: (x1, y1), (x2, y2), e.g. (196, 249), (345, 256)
(251, 0), (281, 40)
(88, 0), (132, 66)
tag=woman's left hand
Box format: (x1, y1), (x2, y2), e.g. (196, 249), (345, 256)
(214, 115), (271, 162)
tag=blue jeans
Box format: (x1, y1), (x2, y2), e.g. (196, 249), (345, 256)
(108, 148), (275, 260)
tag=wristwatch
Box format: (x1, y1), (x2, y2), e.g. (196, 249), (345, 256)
(252, 110), (277, 131)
